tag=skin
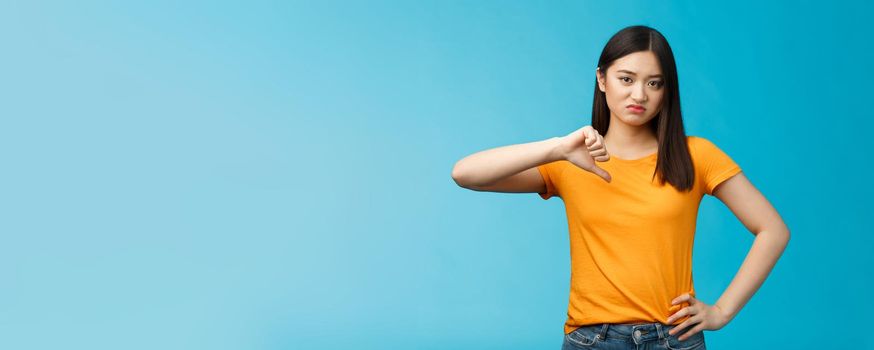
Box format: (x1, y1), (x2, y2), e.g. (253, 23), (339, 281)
(597, 51), (790, 341)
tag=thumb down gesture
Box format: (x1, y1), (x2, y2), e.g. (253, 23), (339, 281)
(558, 125), (612, 183)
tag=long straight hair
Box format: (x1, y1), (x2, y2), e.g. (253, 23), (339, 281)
(592, 25), (694, 192)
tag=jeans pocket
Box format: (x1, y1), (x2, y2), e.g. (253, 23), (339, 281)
(663, 330), (705, 350)
(564, 325), (601, 348)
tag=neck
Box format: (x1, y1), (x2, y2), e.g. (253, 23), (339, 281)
(603, 112), (658, 153)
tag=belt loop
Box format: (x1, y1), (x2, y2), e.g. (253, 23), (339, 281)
(598, 324), (609, 340)
(655, 323), (665, 339)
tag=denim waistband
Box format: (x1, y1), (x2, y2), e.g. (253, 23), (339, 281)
(576, 322), (678, 343)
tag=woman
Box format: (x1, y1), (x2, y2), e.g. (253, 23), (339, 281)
(451, 25), (790, 350)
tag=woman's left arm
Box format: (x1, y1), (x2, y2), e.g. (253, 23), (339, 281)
(666, 171), (791, 340)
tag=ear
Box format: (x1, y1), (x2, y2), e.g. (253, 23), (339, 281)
(596, 67), (606, 93)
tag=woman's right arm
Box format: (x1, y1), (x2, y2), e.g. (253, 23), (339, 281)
(451, 136), (566, 193)
(451, 126), (612, 193)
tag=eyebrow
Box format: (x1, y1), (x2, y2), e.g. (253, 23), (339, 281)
(616, 69), (663, 78)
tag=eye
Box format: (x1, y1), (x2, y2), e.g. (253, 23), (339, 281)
(649, 80), (664, 88)
(619, 77), (632, 83)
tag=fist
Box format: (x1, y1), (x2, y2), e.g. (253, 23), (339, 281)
(582, 126), (610, 162)
(559, 125), (611, 182)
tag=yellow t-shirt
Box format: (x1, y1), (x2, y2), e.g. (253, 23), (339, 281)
(537, 135), (742, 334)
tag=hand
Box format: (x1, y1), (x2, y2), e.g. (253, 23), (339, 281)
(559, 125), (611, 182)
(666, 293), (731, 341)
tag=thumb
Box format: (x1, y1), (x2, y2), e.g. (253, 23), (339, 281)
(590, 165), (612, 183)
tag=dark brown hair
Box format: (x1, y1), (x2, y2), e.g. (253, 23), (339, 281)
(592, 25), (694, 192)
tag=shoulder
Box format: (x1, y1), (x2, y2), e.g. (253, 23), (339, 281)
(685, 135), (739, 169)
(686, 135), (714, 148)
(684, 135), (737, 169)
(685, 135), (721, 155)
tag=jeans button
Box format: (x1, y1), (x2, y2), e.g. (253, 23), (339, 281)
(633, 329), (641, 338)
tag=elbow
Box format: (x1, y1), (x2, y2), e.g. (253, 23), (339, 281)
(755, 223), (790, 247)
(452, 160), (492, 190)
(771, 224), (791, 250)
(452, 162), (485, 189)
(451, 162), (470, 188)
(778, 222), (791, 242)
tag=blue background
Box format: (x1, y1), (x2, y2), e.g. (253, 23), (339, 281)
(1, 1), (871, 349)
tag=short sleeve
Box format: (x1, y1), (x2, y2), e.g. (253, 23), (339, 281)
(536, 161), (565, 200)
(692, 136), (742, 196)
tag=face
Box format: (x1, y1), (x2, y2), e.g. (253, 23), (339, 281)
(596, 51), (666, 127)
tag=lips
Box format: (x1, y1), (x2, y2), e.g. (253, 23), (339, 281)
(627, 105), (645, 113)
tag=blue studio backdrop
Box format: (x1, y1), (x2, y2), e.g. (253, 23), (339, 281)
(1, 1), (871, 349)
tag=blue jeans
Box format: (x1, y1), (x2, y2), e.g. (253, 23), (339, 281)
(561, 322), (706, 350)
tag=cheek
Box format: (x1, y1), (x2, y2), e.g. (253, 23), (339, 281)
(649, 95), (665, 113)
(605, 88), (626, 107)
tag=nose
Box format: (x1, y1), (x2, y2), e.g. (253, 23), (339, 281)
(631, 83), (647, 103)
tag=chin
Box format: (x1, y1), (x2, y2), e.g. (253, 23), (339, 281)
(618, 113), (657, 127)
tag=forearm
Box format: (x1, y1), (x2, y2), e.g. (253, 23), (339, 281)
(452, 136), (564, 187)
(714, 228), (790, 320)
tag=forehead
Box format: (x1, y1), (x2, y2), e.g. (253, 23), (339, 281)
(610, 51), (662, 76)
